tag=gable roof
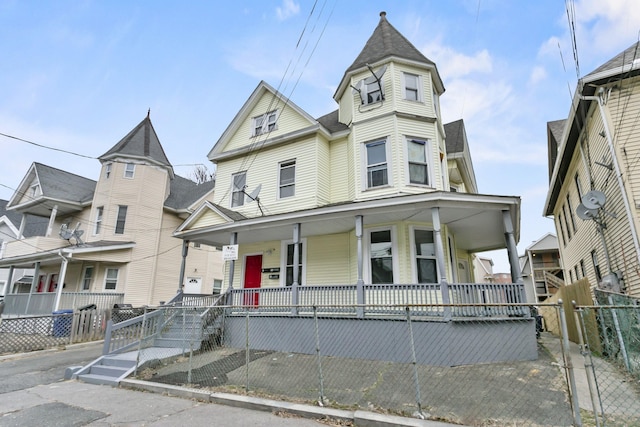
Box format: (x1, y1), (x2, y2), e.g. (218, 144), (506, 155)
(0, 199), (48, 238)
(444, 119), (465, 154)
(164, 175), (216, 211)
(99, 115), (174, 178)
(585, 41), (640, 80)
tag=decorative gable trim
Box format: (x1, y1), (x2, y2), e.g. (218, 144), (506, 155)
(207, 81), (319, 160)
(7, 163), (41, 209)
(0, 215), (20, 239)
(175, 201), (241, 233)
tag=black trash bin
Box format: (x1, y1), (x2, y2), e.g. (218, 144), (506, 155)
(79, 303), (97, 311)
(52, 309), (73, 337)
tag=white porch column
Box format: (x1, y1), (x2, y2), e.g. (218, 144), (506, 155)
(46, 205), (58, 237)
(502, 210), (522, 283)
(5, 266), (14, 294)
(53, 255), (69, 311)
(291, 223), (301, 315)
(177, 240), (189, 293)
(18, 216), (26, 239)
(24, 262), (40, 315)
(432, 207), (451, 320)
(355, 215), (365, 318)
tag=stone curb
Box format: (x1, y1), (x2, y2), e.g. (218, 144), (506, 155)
(119, 378), (465, 427)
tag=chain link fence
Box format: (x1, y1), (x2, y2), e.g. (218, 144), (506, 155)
(0, 309), (108, 355)
(575, 299), (640, 426)
(129, 303), (580, 426)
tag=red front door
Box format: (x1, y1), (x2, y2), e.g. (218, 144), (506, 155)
(243, 255), (262, 306)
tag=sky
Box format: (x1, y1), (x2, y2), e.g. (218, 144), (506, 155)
(1, 0), (640, 273)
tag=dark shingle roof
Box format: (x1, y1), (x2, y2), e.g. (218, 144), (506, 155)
(99, 116), (172, 171)
(164, 176), (215, 210)
(0, 199), (48, 237)
(316, 110), (349, 133)
(346, 11), (435, 74)
(585, 42), (640, 78)
(444, 119), (465, 154)
(211, 203), (247, 221)
(35, 163), (96, 204)
(547, 119), (565, 143)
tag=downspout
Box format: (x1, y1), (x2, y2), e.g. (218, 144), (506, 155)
(582, 88), (640, 273)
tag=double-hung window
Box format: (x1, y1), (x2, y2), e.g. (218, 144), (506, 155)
(124, 163), (135, 179)
(591, 250), (602, 282)
(252, 111), (277, 136)
(94, 206), (104, 234)
(231, 172), (246, 207)
(407, 138), (430, 186)
(115, 205), (127, 234)
(82, 266), (94, 291)
(413, 229), (437, 283)
(369, 229), (394, 284)
(105, 268), (119, 290)
(279, 160), (296, 198)
(285, 242), (303, 286)
(404, 73), (420, 101)
(105, 163), (112, 178)
(365, 139), (388, 188)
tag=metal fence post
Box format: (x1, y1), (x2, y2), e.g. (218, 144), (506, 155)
(245, 308), (250, 392)
(558, 300), (582, 426)
(313, 306), (326, 405)
(607, 294), (631, 371)
(134, 307), (148, 377)
(573, 303), (602, 426)
(405, 306), (425, 419)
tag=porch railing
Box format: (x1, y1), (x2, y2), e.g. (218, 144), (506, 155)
(2, 292), (125, 316)
(227, 282), (529, 318)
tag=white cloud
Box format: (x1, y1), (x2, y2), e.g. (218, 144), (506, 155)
(422, 41), (493, 79)
(529, 66), (547, 85)
(276, 0), (299, 21)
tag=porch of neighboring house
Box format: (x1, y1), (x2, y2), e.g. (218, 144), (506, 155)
(0, 238), (133, 316)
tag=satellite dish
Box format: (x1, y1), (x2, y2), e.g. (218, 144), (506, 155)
(576, 203), (599, 221)
(363, 64), (387, 85)
(59, 224), (73, 240)
(247, 184), (262, 201)
(582, 190), (606, 210)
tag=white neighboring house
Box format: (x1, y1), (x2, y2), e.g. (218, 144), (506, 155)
(0, 200), (47, 296)
(520, 233), (564, 303)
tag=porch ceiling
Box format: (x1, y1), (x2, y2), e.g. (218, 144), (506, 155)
(178, 192), (520, 253)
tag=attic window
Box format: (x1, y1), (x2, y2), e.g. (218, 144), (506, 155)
(30, 183), (41, 198)
(252, 111), (278, 137)
(124, 163), (135, 179)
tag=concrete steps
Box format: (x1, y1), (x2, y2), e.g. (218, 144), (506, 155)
(75, 354), (137, 386)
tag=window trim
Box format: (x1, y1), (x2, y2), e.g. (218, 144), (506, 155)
(280, 239), (307, 287)
(105, 163), (112, 179)
(252, 110), (278, 137)
(82, 265), (94, 291)
(231, 171), (247, 207)
(362, 138), (392, 190)
(566, 194), (577, 233)
(405, 137), (432, 187)
(124, 163), (135, 179)
(363, 226), (399, 284)
(409, 226), (439, 284)
(403, 72), (421, 102)
(115, 205), (127, 234)
(574, 173), (583, 200)
(94, 206), (104, 235)
(104, 268), (119, 291)
(278, 159), (296, 199)
(591, 250), (602, 282)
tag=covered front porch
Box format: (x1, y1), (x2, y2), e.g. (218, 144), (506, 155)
(0, 240), (134, 316)
(175, 191), (525, 313)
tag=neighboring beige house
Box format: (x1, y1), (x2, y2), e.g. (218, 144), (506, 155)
(175, 12), (523, 298)
(520, 233), (563, 302)
(544, 41), (640, 297)
(0, 115), (223, 314)
(472, 256), (495, 283)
